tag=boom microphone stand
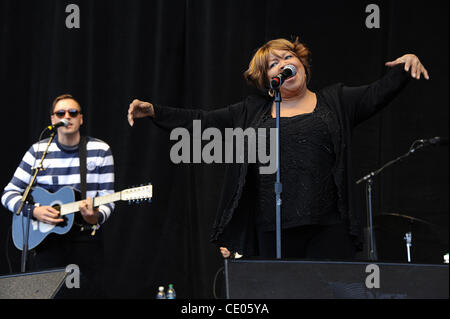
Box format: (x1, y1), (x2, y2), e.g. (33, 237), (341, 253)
(356, 137), (448, 262)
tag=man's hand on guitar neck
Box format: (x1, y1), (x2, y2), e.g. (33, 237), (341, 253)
(33, 206), (65, 225)
(79, 197), (100, 225)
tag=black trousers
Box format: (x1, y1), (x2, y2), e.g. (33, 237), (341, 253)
(257, 223), (356, 260)
(29, 228), (104, 298)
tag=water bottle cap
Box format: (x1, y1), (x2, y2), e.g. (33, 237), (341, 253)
(169, 284), (173, 288)
(158, 286), (164, 290)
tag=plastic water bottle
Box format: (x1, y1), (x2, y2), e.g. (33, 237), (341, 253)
(166, 284), (176, 299)
(156, 286), (166, 299)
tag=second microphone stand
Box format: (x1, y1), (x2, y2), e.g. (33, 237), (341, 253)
(356, 139), (436, 262)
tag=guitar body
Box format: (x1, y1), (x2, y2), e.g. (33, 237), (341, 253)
(11, 183), (152, 250)
(12, 186), (76, 250)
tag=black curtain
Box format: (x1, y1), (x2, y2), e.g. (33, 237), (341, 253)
(0, 0), (447, 298)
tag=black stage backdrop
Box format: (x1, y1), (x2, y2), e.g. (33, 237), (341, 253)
(0, 0), (448, 298)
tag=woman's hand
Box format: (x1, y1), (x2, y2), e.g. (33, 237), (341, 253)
(128, 99), (155, 126)
(220, 247), (231, 258)
(385, 54), (430, 80)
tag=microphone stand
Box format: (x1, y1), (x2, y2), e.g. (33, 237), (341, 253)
(268, 66), (296, 259)
(273, 88), (282, 259)
(16, 130), (56, 272)
(356, 139), (436, 262)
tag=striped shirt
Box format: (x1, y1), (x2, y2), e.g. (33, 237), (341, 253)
(1, 136), (115, 223)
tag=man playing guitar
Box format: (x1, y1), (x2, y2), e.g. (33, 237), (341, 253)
(1, 94), (115, 298)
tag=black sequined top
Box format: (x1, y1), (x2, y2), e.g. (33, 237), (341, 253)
(254, 96), (341, 232)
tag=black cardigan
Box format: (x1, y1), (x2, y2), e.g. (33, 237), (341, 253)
(152, 64), (411, 256)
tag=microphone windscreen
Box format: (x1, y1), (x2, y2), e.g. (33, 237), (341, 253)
(283, 64), (297, 77)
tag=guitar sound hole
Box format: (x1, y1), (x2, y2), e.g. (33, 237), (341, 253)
(52, 205), (67, 227)
(58, 216), (68, 227)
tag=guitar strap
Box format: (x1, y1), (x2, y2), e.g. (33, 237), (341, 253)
(78, 136), (87, 200)
(78, 136), (100, 234)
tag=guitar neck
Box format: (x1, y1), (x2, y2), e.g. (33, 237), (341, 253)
(60, 192), (121, 216)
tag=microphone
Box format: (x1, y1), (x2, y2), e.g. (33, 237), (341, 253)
(270, 65), (297, 90)
(48, 119), (69, 131)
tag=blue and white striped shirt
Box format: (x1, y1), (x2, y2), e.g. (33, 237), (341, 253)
(1, 136), (115, 223)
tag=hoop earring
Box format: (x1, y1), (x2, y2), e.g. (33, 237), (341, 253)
(268, 89), (275, 98)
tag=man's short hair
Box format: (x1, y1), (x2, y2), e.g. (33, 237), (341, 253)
(50, 94), (82, 115)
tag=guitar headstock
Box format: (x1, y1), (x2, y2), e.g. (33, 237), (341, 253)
(121, 184), (152, 204)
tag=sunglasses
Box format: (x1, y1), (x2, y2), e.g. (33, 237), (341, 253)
(53, 109), (80, 118)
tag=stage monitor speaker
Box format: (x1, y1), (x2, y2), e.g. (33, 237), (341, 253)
(0, 268), (67, 299)
(224, 259), (448, 299)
